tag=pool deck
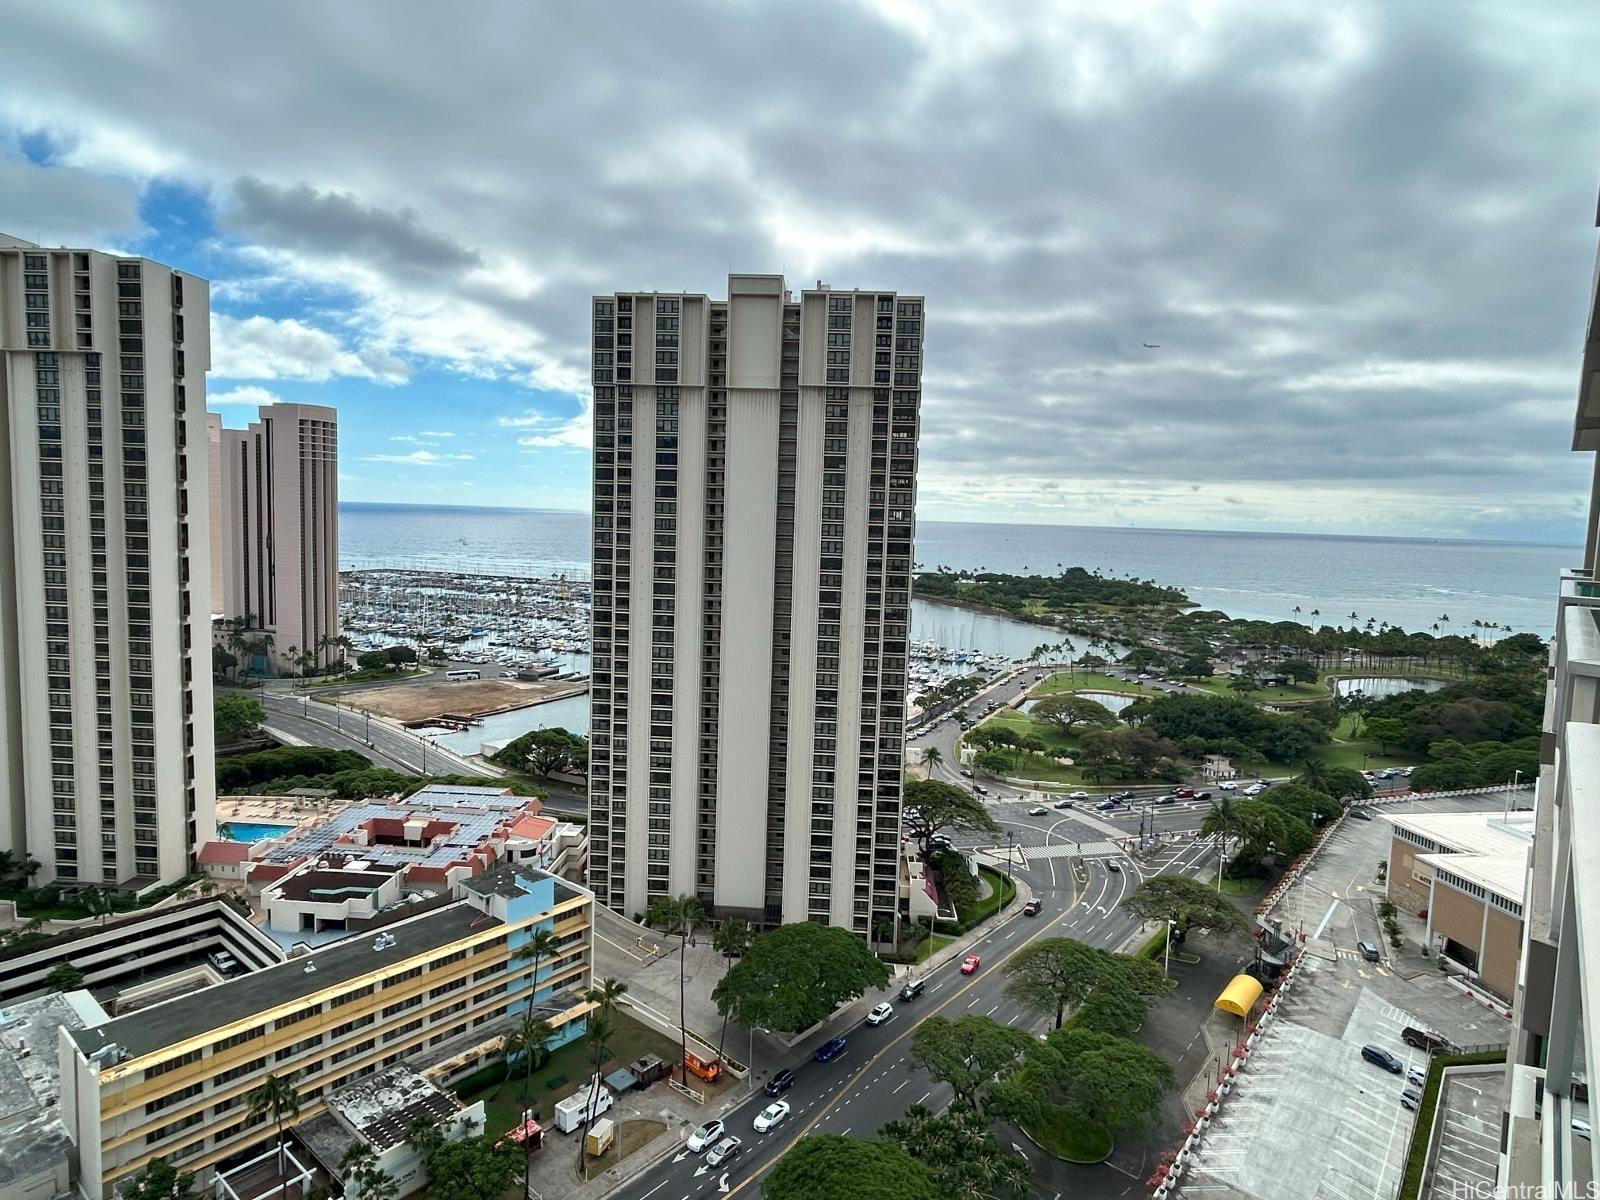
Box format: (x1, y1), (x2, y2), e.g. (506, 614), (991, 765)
(216, 795), (338, 831)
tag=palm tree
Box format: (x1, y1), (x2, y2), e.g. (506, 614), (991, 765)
(247, 1072), (301, 1182)
(1201, 799), (1245, 893)
(576, 1014), (616, 1175)
(587, 976), (628, 1022)
(647, 894), (706, 1086)
(711, 919), (753, 1067)
(512, 927), (560, 1018)
(923, 745), (945, 777)
(1296, 757), (1332, 794)
(406, 1111), (446, 1161)
(504, 1014), (556, 1102)
(339, 1142), (397, 1200)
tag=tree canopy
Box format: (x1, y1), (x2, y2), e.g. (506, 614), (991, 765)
(762, 1135), (938, 1200)
(1121, 875), (1253, 943)
(120, 1158), (197, 1200)
(881, 1104), (1030, 1199)
(489, 726), (588, 776)
(902, 778), (1001, 852)
(1029, 695), (1117, 732)
(714, 922), (891, 1033)
(908, 1015), (1035, 1110)
(213, 694), (264, 744)
(424, 1135), (521, 1200)
(1003, 936), (1169, 1029)
(994, 1028), (1174, 1136)
(913, 569), (1189, 615)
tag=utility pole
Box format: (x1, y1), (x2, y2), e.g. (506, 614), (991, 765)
(1004, 831), (1014, 886)
(1164, 918), (1177, 978)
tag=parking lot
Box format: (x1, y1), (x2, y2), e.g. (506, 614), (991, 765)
(1181, 795), (1514, 1200)
(1423, 1067), (1504, 1200)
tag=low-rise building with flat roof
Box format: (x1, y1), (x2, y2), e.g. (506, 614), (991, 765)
(0, 991), (106, 1200)
(57, 863), (594, 1199)
(1383, 809), (1531, 998)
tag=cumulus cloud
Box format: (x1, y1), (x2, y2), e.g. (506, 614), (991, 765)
(362, 449), (474, 466)
(207, 384), (281, 408)
(211, 314), (407, 384)
(1, 0), (1595, 535)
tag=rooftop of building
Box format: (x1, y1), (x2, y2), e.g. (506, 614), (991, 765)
(1384, 809), (1535, 858)
(0, 992), (103, 1188)
(269, 862), (404, 903)
(70, 899), (501, 1063)
(326, 1065), (463, 1152)
(1417, 851), (1530, 905)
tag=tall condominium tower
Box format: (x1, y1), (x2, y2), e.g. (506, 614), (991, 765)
(589, 275), (922, 934)
(207, 403), (340, 674)
(0, 234), (216, 888)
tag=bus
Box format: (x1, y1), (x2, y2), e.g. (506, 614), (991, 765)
(446, 669), (480, 681)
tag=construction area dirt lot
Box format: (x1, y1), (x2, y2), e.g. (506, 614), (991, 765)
(333, 676), (586, 723)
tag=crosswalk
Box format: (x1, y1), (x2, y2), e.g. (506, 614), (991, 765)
(1015, 839), (1122, 860)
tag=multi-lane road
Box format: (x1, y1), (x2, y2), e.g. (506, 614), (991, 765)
(610, 793), (1222, 1200)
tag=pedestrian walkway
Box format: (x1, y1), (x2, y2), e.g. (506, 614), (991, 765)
(1015, 839), (1121, 860)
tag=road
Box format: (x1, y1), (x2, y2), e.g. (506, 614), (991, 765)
(256, 690), (484, 778)
(609, 793), (1222, 1200)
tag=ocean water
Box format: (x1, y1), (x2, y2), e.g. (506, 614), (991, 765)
(341, 503), (1574, 638)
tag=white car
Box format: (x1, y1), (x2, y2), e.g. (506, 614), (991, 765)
(867, 1001), (894, 1026)
(1068, 791), (1090, 799)
(1028, 805), (1050, 816)
(1244, 784), (1264, 796)
(687, 1119), (725, 1153)
(753, 1101), (790, 1133)
(1218, 781), (1238, 791)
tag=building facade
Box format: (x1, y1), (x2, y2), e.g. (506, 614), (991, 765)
(588, 275), (922, 934)
(209, 402), (340, 674)
(0, 234), (215, 889)
(59, 864), (593, 1198)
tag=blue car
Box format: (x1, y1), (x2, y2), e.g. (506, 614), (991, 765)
(814, 1037), (847, 1063)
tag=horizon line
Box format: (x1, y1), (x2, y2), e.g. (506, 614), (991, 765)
(336, 500), (1582, 551)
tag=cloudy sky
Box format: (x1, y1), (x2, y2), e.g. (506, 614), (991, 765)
(5, 1), (1597, 541)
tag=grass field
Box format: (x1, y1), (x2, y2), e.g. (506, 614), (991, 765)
(1031, 671), (1147, 696)
(916, 932), (958, 963)
(456, 1011), (680, 1139)
(1188, 675), (1331, 703)
(1025, 1108), (1114, 1162)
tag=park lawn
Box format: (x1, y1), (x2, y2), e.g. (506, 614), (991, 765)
(1220, 874), (1269, 897)
(963, 866), (1017, 925)
(1031, 671), (1147, 696)
(301, 667), (427, 689)
(580, 1118), (669, 1180)
(983, 711), (1080, 757)
(457, 1011), (679, 1139)
(1189, 675), (1331, 703)
(1311, 737), (1424, 773)
(1025, 1107), (1114, 1163)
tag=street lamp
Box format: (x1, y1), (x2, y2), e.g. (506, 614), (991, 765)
(1163, 918), (1178, 978)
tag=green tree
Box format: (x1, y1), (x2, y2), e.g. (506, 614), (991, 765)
(1313, 766), (1373, 802)
(1002, 937), (1168, 1030)
(44, 961), (85, 992)
(1263, 780), (1340, 827)
(490, 726), (589, 777)
(406, 1112), (447, 1161)
(385, 645), (419, 669)
(1362, 717), (1407, 754)
(425, 1135), (521, 1200)
(1411, 758), (1485, 790)
(246, 1072), (301, 1181)
(997, 1028), (1174, 1137)
(339, 1142), (398, 1200)
(119, 1157), (197, 1200)
(214, 693), (265, 744)
(357, 649), (391, 672)
(761, 1135), (938, 1200)
(714, 922), (892, 1034)
(503, 1014), (555, 1102)
(908, 1015), (1034, 1110)
(212, 646), (238, 680)
(972, 749), (1013, 778)
(881, 1104), (1031, 1199)
(1120, 875), (1252, 944)
(922, 745), (945, 775)
(647, 894), (707, 1084)
(1227, 672), (1258, 699)
(901, 778), (1002, 854)
(1277, 658), (1318, 683)
(1178, 655), (1215, 679)
(713, 919), (754, 961)
(1029, 695), (1117, 733)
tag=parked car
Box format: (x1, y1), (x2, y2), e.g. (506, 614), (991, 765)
(866, 1002), (894, 1026)
(1402, 1027), (1450, 1053)
(1407, 1066), (1427, 1088)
(706, 1136), (743, 1166)
(900, 978), (926, 1001)
(1362, 1045), (1404, 1073)
(1400, 1089), (1421, 1111)
(1401, 766), (1416, 777)
(687, 1120), (725, 1153)
(754, 1101), (791, 1132)
(1095, 798), (1118, 811)
(1023, 898), (1043, 916)
(1028, 805), (1050, 816)
(1349, 807), (1374, 821)
(960, 954), (982, 975)
(765, 1069), (796, 1095)
(814, 1037), (848, 1063)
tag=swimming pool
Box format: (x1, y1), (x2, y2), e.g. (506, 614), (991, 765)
(219, 821), (296, 843)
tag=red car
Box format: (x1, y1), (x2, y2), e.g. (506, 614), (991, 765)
(1174, 787), (1194, 798)
(960, 954), (982, 975)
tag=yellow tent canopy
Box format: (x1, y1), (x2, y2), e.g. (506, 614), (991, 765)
(1214, 974), (1264, 1018)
